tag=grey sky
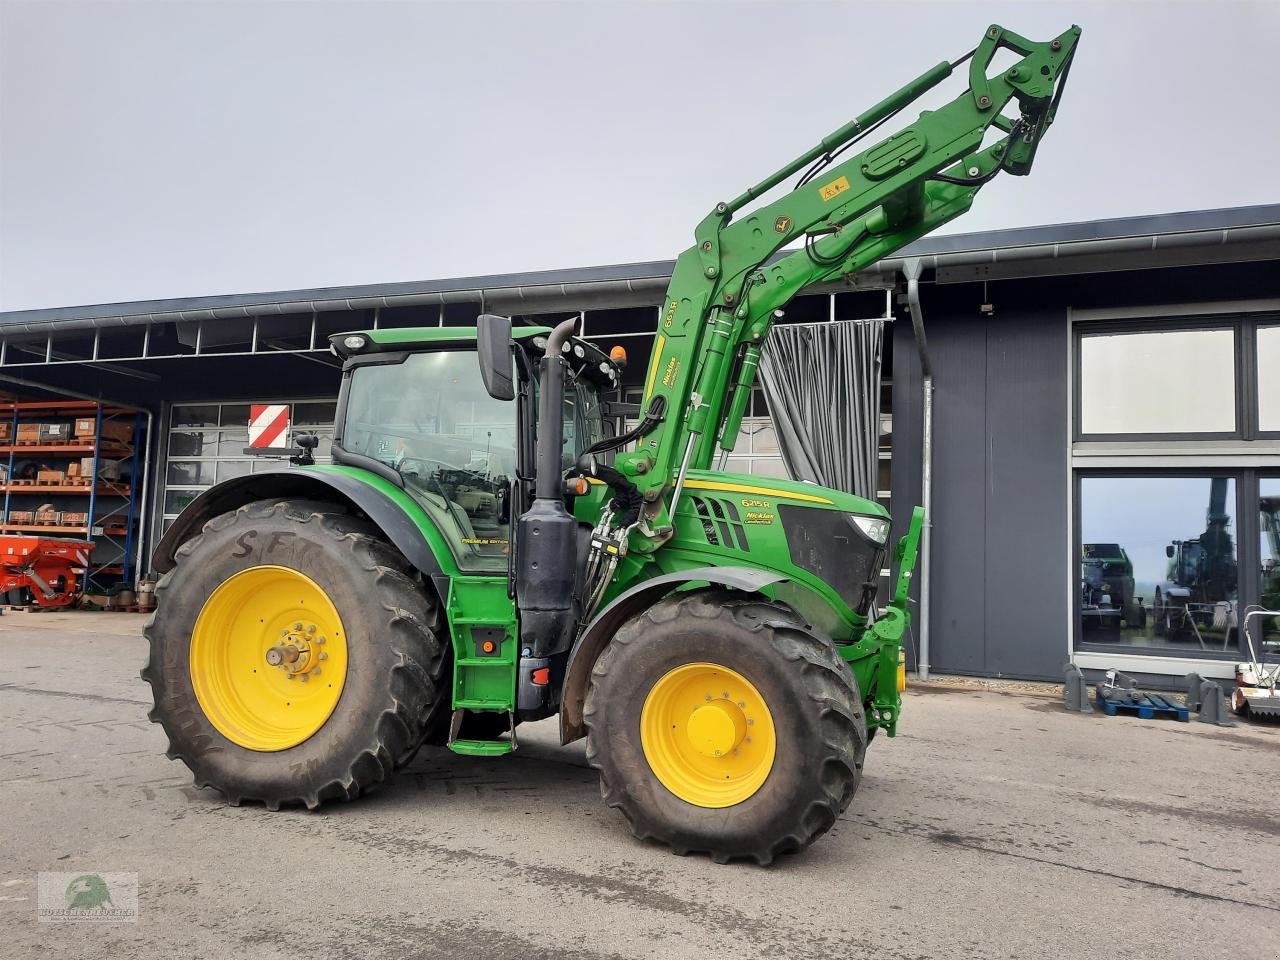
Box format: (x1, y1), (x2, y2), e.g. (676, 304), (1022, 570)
(2, 0), (1277, 312)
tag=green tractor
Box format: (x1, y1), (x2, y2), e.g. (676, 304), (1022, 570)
(143, 23), (1079, 863)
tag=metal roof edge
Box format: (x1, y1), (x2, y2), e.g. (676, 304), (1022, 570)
(3, 204), (1279, 327)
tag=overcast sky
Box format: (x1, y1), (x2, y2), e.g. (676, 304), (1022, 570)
(1, 0), (1278, 312)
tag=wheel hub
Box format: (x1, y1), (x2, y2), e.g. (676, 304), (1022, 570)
(686, 701), (747, 757)
(263, 622), (328, 679)
(640, 662), (776, 808)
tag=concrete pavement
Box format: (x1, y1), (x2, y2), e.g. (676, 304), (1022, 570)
(1, 611), (1277, 959)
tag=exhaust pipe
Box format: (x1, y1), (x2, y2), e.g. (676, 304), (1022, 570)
(515, 317), (580, 658)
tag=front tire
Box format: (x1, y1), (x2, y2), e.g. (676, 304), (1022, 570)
(584, 591), (866, 865)
(142, 499), (446, 809)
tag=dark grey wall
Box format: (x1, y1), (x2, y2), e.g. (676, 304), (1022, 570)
(892, 281), (1069, 681)
(891, 260), (1280, 681)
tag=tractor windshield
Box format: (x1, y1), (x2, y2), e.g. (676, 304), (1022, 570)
(342, 350), (517, 572)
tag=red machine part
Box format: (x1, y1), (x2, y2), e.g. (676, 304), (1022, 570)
(1, 535), (95, 608)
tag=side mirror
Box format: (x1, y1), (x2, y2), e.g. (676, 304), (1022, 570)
(1165, 544), (1175, 558)
(476, 314), (515, 401)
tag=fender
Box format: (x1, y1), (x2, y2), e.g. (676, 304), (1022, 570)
(151, 468), (451, 580)
(558, 565), (787, 744)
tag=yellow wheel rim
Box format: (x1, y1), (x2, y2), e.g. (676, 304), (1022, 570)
(640, 662), (776, 808)
(190, 565), (348, 752)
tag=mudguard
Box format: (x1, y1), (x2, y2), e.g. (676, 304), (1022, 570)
(151, 468), (449, 579)
(558, 565), (787, 744)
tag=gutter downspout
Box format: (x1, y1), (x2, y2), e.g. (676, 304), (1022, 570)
(0, 371), (154, 587)
(902, 259), (933, 681)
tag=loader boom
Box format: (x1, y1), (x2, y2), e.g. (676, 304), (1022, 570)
(618, 23), (1080, 546)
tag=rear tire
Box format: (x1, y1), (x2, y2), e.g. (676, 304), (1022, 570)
(142, 498), (446, 809)
(584, 591), (866, 865)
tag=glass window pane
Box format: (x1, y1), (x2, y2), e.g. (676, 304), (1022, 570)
(750, 422), (779, 455)
(168, 430), (217, 457)
(219, 404), (251, 428)
(293, 402), (337, 427)
(217, 460), (253, 482)
(218, 431), (250, 455)
(1079, 329), (1235, 434)
(172, 405), (218, 427)
(1256, 327), (1280, 431)
(1079, 476), (1238, 651)
(749, 458), (788, 478)
(1257, 480), (1280, 655)
(166, 460), (215, 486)
(164, 489), (203, 515)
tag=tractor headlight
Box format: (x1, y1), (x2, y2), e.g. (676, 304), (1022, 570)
(850, 514), (890, 545)
(342, 335), (368, 351)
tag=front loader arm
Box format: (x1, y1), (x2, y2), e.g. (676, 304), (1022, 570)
(620, 23), (1080, 537)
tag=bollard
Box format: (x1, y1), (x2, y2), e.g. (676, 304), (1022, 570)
(1195, 679), (1236, 727)
(1063, 662), (1093, 714)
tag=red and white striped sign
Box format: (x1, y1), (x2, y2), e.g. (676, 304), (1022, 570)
(248, 404), (290, 449)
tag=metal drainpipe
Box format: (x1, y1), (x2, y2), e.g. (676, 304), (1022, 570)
(902, 259), (933, 681)
(0, 371), (154, 587)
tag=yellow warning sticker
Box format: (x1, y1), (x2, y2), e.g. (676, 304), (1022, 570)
(819, 175), (851, 202)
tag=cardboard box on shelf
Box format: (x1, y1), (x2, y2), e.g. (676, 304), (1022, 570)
(60, 511), (89, 526)
(98, 420), (135, 445)
(80, 457), (95, 478)
(16, 423), (40, 442)
(36, 469), (65, 485)
(0, 421), (9, 440)
(74, 417), (96, 437)
(98, 459), (122, 481)
(8, 510), (34, 524)
(66, 462), (80, 477)
(34, 507), (59, 525)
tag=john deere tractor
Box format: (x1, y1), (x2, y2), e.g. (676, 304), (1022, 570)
(143, 23), (1079, 863)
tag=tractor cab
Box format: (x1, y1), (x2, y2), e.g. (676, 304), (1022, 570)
(329, 326), (621, 575)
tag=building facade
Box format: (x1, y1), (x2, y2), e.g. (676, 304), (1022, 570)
(3, 203), (1278, 684)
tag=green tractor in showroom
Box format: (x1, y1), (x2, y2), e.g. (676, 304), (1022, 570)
(143, 23), (1079, 863)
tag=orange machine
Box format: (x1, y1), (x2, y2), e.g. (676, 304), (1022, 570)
(1, 535), (95, 608)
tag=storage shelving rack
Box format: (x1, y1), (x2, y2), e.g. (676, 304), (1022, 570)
(1, 400), (146, 590)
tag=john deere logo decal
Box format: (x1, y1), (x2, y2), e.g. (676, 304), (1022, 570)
(774, 216), (791, 234)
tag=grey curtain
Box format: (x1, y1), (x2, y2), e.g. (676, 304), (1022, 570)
(757, 319), (883, 499)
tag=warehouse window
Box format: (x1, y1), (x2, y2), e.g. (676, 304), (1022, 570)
(1077, 475), (1239, 653)
(160, 400), (336, 535)
(1077, 326), (1237, 437)
(1255, 324), (1280, 433)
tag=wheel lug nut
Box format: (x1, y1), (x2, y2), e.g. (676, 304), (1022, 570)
(300, 674), (309, 682)
(704, 694), (712, 702)
(306, 624), (316, 634)
(318, 652), (328, 661)
(317, 636), (326, 645)
(293, 622), (302, 631)
(286, 674), (295, 681)
(747, 718), (754, 726)
(722, 691), (729, 699)
(737, 701), (745, 708)
(311, 667), (321, 677)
